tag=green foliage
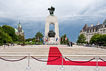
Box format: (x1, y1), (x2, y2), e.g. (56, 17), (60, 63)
(35, 42), (43, 45)
(35, 32), (43, 39)
(0, 26), (3, 30)
(25, 38), (35, 45)
(17, 35), (25, 44)
(25, 41), (35, 45)
(100, 34), (106, 46)
(90, 34), (101, 45)
(0, 27), (13, 45)
(90, 34), (106, 46)
(35, 32), (43, 44)
(60, 34), (69, 45)
(2, 25), (18, 41)
(26, 38), (35, 42)
(77, 34), (86, 44)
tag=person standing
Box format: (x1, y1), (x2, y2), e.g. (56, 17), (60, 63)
(71, 42), (73, 47)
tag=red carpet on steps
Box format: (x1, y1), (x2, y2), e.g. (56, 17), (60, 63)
(47, 47), (106, 66)
(47, 47), (62, 65)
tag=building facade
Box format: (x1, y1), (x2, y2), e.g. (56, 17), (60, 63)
(80, 19), (106, 42)
(15, 22), (24, 36)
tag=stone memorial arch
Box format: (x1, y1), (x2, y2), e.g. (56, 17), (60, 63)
(44, 6), (60, 45)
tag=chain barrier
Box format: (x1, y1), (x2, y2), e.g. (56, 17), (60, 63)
(99, 58), (106, 62)
(31, 56), (61, 62)
(0, 56), (27, 62)
(0, 56), (106, 63)
(65, 57), (95, 63)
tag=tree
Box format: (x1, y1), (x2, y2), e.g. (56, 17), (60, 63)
(2, 25), (18, 41)
(25, 38), (35, 45)
(35, 32), (43, 44)
(77, 34), (86, 44)
(0, 26), (13, 45)
(17, 35), (25, 44)
(26, 38), (35, 42)
(90, 34), (106, 46)
(90, 34), (101, 45)
(0, 27), (4, 45)
(2, 32), (13, 43)
(99, 34), (106, 46)
(60, 34), (69, 45)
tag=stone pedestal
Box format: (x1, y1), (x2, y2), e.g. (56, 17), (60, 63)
(44, 15), (60, 45)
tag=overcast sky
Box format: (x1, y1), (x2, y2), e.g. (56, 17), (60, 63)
(0, 0), (106, 21)
(0, 0), (106, 41)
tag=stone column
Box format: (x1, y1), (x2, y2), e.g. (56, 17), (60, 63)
(45, 15), (60, 45)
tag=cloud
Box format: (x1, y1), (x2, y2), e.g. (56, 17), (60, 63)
(0, 0), (106, 20)
(79, 0), (106, 16)
(0, 0), (106, 41)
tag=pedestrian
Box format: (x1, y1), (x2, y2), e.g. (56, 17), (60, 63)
(71, 42), (73, 47)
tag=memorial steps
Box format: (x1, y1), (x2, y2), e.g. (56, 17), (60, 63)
(0, 45), (106, 71)
(0, 45), (106, 57)
(47, 47), (106, 66)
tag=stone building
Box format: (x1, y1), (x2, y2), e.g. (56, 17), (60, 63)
(80, 19), (106, 42)
(15, 21), (24, 36)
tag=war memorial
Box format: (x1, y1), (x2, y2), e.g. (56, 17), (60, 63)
(44, 6), (60, 45)
(0, 5), (106, 71)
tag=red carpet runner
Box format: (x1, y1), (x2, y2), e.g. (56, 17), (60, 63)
(47, 47), (106, 66)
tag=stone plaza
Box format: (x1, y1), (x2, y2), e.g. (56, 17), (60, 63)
(0, 4), (106, 71)
(0, 45), (106, 71)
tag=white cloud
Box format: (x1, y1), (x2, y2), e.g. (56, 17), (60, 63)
(0, 0), (106, 21)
